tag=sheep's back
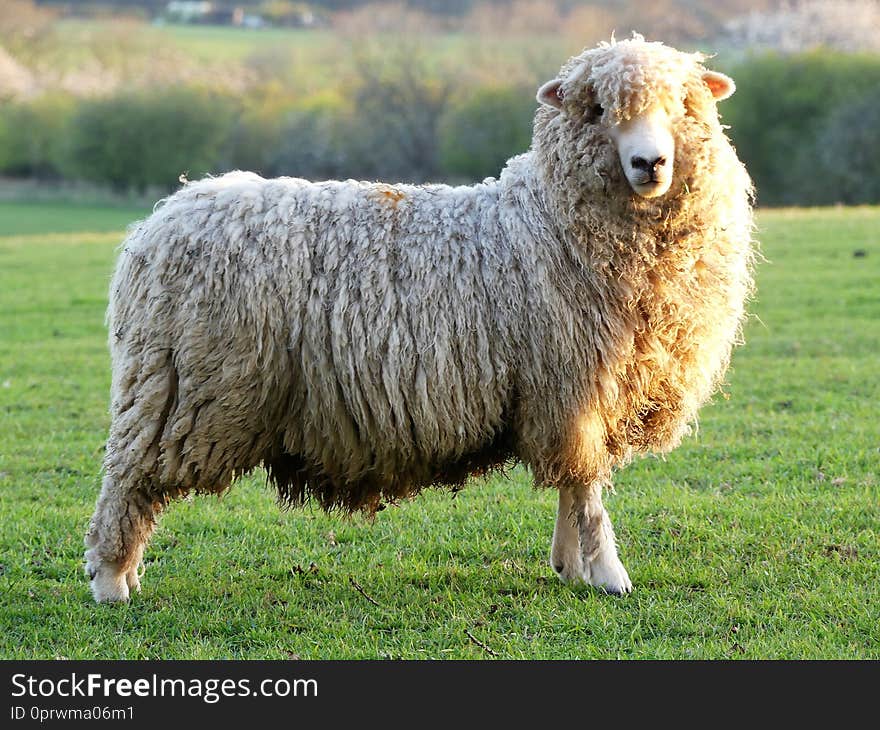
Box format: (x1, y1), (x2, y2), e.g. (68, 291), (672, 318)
(108, 172), (518, 503)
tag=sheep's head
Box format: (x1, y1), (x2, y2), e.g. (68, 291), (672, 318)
(534, 35), (735, 201)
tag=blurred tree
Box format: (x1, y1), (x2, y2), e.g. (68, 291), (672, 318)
(0, 93), (75, 178)
(721, 0), (880, 54)
(38, 0), (167, 15)
(0, 0), (57, 52)
(0, 46), (36, 99)
(722, 51), (880, 205)
(341, 42), (454, 182)
(64, 87), (236, 192)
(269, 101), (351, 179)
(816, 91), (880, 204)
(438, 85), (534, 181)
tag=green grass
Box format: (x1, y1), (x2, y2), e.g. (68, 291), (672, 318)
(0, 201), (150, 236)
(53, 19), (337, 63)
(0, 203), (877, 659)
(46, 19), (568, 91)
(160, 24), (340, 63)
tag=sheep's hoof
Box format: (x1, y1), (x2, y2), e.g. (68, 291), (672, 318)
(126, 565), (142, 594)
(85, 554), (131, 604)
(552, 546), (632, 594)
(551, 555), (583, 584)
(550, 536), (584, 584)
(585, 550), (633, 596)
(90, 571), (130, 604)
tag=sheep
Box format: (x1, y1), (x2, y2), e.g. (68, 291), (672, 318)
(84, 34), (755, 603)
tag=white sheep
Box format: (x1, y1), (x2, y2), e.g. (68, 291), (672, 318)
(85, 35), (755, 602)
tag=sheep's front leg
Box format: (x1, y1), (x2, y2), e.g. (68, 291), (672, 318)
(84, 474), (163, 603)
(550, 483), (632, 595)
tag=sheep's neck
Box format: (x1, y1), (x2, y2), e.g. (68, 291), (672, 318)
(561, 184), (753, 458)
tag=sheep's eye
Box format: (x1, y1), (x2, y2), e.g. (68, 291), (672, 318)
(588, 102), (604, 122)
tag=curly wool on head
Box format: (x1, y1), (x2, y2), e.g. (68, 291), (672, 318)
(561, 36), (701, 122)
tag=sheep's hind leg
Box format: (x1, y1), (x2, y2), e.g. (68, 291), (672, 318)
(551, 482), (632, 595)
(84, 474), (163, 603)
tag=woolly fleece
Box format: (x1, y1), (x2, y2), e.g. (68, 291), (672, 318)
(85, 36), (755, 595)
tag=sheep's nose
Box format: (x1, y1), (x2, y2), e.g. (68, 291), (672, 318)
(631, 155), (667, 172)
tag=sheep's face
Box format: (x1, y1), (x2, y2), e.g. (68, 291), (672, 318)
(535, 36), (735, 201)
(606, 103), (677, 198)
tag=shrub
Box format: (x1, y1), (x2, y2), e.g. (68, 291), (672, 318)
(269, 105), (353, 180)
(342, 51), (453, 182)
(63, 87), (237, 193)
(438, 84), (535, 181)
(815, 92), (880, 205)
(0, 94), (76, 179)
(219, 85), (301, 175)
(723, 51), (880, 205)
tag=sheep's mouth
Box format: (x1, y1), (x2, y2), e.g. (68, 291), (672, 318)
(630, 178), (671, 198)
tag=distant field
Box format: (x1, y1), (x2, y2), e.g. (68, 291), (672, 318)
(159, 23), (339, 62)
(0, 202), (877, 659)
(51, 19), (569, 84)
(0, 201), (149, 236)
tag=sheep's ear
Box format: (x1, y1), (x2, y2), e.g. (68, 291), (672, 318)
(537, 78), (564, 109)
(702, 70), (735, 101)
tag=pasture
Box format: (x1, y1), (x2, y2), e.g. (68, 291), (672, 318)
(0, 201), (877, 659)
(46, 19), (569, 93)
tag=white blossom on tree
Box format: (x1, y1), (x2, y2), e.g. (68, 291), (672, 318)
(722, 0), (880, 53)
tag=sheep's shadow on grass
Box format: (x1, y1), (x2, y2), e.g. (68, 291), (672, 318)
(83, 558), (632, 611)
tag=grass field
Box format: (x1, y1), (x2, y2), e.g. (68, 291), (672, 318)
(53, 19), (344, 67)
(0, 201), (877, 659)
(44, 19), (569, 93)
(0, 201), (150, 236)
